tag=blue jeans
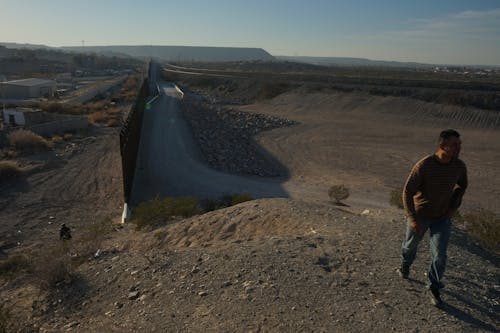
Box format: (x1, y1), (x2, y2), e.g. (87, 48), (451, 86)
(401, 216), (452, 290)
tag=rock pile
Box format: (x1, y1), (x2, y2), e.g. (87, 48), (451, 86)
(182, 101), (298, 177)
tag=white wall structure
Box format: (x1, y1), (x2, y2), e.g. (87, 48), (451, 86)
(2, 78), (57, 99)
(2, 108), (29, 126)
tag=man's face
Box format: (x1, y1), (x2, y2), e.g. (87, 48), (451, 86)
(441, 136), (461, 159)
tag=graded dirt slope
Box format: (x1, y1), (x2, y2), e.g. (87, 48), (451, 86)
(1, 89), (498, 332)
(238, 91), (500, 214)
(12, 199), (497, 332)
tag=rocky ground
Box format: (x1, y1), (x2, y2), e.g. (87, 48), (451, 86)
(3, 199), (498, 332)
(1, 83), (499, 332)
(181, 98), (297, 177)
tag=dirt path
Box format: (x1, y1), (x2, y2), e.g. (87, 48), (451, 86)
(1, 88), (498, 332)
(0, 127), (123, 249)
(21, 199), (498, 332)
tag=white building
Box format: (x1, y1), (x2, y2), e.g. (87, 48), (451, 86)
(1, 78), (57, 99)
(2, 108), (45, 127)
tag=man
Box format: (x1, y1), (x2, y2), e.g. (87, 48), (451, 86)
(59, 223), (72, 241)
(399, 129), (468, 307)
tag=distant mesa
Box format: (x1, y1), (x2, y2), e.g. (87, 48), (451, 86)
(276, 55), (432, 68)
(61, 45), (275, 62)
(0, 42), (274, 62)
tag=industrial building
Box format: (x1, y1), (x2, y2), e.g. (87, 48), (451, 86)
(2, 108), (46, 127)
(1, 78), (56, 99)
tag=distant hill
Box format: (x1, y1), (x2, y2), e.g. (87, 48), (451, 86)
(276, 55), (433, 68)
(0, 42), (53, 50)
(0, 43), (275, 62)
(62, 45), (275, 62)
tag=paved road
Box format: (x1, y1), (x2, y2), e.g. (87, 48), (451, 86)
(130, 80), (289, 205)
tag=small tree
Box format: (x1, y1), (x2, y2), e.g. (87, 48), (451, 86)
(328, 185), (350, 205)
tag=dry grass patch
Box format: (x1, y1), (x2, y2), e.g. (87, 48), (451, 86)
(0, 255), (30, 280)
(87, 111), (107, 124)
(0, 160), (24, 181)
(389, 188), (404, 209)
(132, 196), (200, 230)
(456, 210), (500, 254)
(7, 129), (52, 154)
(133, 194), (255, 230)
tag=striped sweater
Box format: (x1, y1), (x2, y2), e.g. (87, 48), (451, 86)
(403, 154), (468, 221)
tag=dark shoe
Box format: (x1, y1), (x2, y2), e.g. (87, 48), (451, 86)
(429, 288), (443, 308)
(397, 265), (409, 279)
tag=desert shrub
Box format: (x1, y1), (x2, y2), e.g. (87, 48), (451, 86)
(0, 303), (11, 333)
(7, 129), (52, 153)
(0, 150), (17, 159)
(389, 188), (404, 209)
(131, 196), (200, 230)
(153, 230), (165, 239)
(231, 193), (253, 205)
(88, 111), (107, 124)
(328, 185), (350, 204)
(105, 118), (119, 127)
(31, 243), (75, 289)
(198, 197), (220, 212)
(0, 255), (30, 279)
(39, 102), (80, 115)
(0, 160), (23, 181)
(198, 193), (253, 212)
(41, 102), (64, 113)
(132, 194), (254, 230)
(73, 218), (115, 260)
(51, 135), (63, 143)
(257, 82), (291, 100)
(456, 210), (500, 254)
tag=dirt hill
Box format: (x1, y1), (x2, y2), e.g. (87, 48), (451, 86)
(1, 89), (499, 332)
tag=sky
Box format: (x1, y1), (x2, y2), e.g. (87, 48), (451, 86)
(1, 0), (499, 66)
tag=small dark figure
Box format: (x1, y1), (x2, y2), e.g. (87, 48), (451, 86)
(60, 224), (72, 240)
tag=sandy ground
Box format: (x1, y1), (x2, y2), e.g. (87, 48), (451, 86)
(239, 91), (500, 213)
(1, 89), (498, 332)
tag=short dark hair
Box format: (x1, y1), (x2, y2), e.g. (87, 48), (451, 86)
(439, 129), (460, 144)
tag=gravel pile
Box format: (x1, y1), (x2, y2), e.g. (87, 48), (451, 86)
(182, 101), (298, 177)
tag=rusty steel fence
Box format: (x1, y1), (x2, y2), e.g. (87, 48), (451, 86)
(120, 61), (152, 207)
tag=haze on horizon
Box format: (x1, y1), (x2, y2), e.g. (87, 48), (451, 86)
(1, 0), (499, 66)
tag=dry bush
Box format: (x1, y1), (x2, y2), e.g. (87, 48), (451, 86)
(231, 193), (253, 205)
(257, 82), (292, 100)
(105, 118), (120, 127)
(457, 210), (500, 254)
(132, 196), (200, 230)
(71, 219), (115, 263)
(29, 219), (114, 288)
(63, 133), (73, 140)
(106, 106), (124, 114)
(51, 135), (63, 143)
(88, 111), (108, 124)
(7, 129), (52, 153)
(0, 160), (24, 181)
(328, 185), (350, 204)
(30, 243), (75, 289)
(0, 255), (30, 279)
(122, 76), (139, 91)
(39, 102), (79, 115)
(389, 188), (404, 209)
(0, 303), (12, 333)
(199, 193), (253, 212)
(1, 150), (17, 159)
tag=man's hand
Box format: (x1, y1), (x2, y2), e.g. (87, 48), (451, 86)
(409, 218), (424, 236)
